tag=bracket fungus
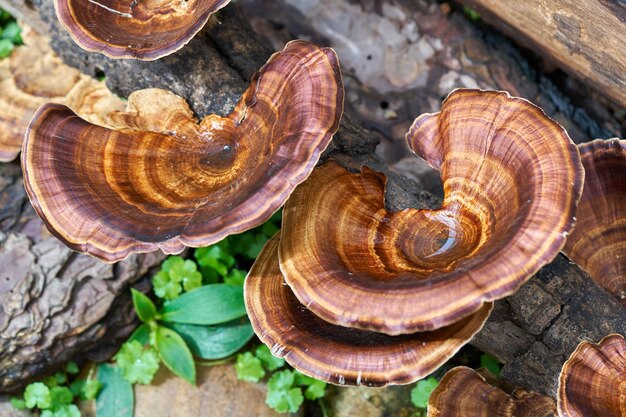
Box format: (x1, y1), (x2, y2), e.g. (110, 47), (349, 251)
(557, 333), (626, 417)
(279, 89), (583, 335)
(0, 27), (124, 162)
(54, 0), (231, 60)
(22, 40), (343, 262)
(427, 367), (557, 417)
(563, 139), (626, 305)
(245, 235), (492, 387)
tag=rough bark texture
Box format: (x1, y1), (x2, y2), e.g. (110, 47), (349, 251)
(0, 163), (165, 392)
(459, 0), (626, 108)
(0, 0), (624, 399)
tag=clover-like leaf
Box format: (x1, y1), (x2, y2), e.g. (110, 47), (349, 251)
(266, 370), (304, 413)
(114, 340), (160, 384)
(255, 344), (285, 371)
(24, 382), (51, 409)
(235, 352), (265, 383)
(411, 376), (439, 408)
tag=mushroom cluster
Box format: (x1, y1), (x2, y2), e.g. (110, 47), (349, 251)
(427, 367), (557, 416)
(22, 40), (344, 262)
(245, 89), (584, 386)
(54, 0), (231, 60)
(0, 27), (124, 162)
(427, 333), (625, 416)
(563, 139), (626, 306)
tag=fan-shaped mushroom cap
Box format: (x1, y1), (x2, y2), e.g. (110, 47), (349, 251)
(245, 235), (492, 387)
(0, 27), (124, 162)
(427, 367), (557, 417)
(563, 139), (626, 305)
(558, 333), (626, 417)
(54, 0), (230, 60)
(279, 90), (583, 335)
(23, 40), (343, 262)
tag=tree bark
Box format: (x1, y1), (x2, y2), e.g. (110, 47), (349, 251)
(1, 0), (624, 398)
(458, 0), (626, 109)
(0, 163), (165, 392)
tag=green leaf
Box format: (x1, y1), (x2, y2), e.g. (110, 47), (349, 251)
(235, 352), (265, 382)
(410, 377), (439, 408)
(43, 375), (59, 388)
(10, 397), (26, 410)
(81, 379), (103, 401)
(196, 246), (235, 270)
(261, 221), (279, 237)
(114, 340), (160, 384)
(127, 323), (152, 346)
(152, 270), (182, 300)
(159, 284), (246, 325)
(51, 404), (81, 417)
(255, 344), (285, 371)
(304, 381), (326, 401)
(155, 325), (196, 385)
(294, 372), (326, 400)
(65, 362), (79, 375)
(266, 370), (303, 413)
(24, 382), (51, 409)
(54, 372), (67, 385)
(50, 386), (74, 407)
(244, 234), (269, 259)
(224, 268), (246, 286)
(0, 38), (14, 58)
(1, 21), (21, 44)
(168, 318), (254, 360)
(96, 364), (134, 417)
(131, 288), (157, 322)
(480, 353), (502, 376)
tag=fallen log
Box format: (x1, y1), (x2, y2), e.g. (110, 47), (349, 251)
(0, 0), (623, 398)
(458, 0), (626, 108)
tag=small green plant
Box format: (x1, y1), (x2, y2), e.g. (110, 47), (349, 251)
(480, 353), (502, 376)
(463, 6), (481, 22)
(411, 376), (439, 409)
(0, 9), (23, 58)
(10, 362), (101, 417)
(235, 344), (327, 414)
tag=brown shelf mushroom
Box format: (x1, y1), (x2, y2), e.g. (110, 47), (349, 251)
(245, 235), (492, 387)
(279, 90), (583, 335)
(427, 367), (557, 416)
(54, 0), (231, 60)
(557, 333), (626, 417)
(563, 139), (626, 306)
(0, 26), (124, 162)
(23, 40), (343, 262)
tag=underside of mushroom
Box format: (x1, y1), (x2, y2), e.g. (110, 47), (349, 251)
(0, 26), (124, 162)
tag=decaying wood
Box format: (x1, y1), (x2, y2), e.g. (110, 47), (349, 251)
(459, 0), (626, 108)
(0, 163), (165, 392)
(0, 0), (624, 398)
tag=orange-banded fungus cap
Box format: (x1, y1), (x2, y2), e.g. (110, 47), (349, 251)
(279, 89), (583, 335)
(22, 40), (343, 262)
(563, 139), (626, 305)
(557, 333), (626, 417)
(54, 0), (231, 60)
(0, 27), (124, 162)
(245, 235), (493, 387)
(427, 367), (557, 417)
